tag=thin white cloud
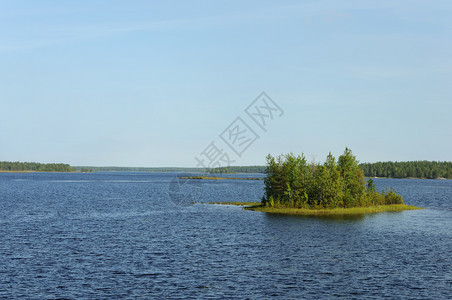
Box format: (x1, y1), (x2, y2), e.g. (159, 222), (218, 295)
(1, 0), (450, 52)
(0, 1), (356, 52)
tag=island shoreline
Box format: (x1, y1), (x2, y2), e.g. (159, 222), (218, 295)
(207, 202), (423, 216)
(243, 204), (422, 215)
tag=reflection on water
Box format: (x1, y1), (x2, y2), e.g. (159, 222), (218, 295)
(264, 212), (367, 222)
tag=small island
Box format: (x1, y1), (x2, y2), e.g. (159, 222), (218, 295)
(245, 148), (422, 216)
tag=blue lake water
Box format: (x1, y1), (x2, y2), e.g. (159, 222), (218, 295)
(0, 172), (451, 299)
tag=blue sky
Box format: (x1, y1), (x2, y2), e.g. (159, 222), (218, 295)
(0, 0), (451, 167)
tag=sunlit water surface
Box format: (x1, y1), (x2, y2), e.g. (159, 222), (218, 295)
(0, 172), (451, 299)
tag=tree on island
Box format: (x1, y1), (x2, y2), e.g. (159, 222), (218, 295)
(262, 148), (403, 209)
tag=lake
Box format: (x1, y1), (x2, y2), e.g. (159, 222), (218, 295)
(0, 172), (451, 299)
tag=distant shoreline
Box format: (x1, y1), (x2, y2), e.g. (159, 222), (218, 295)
(0, 170), (449, 180)
(179, 175), (263, 180)
(0, 170), (36, 173)
(0, 161), (75, 173)
(369, 176), (450, 180)
(0, 170), (77, 173)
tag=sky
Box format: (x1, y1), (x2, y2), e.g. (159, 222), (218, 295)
(0, 0), (451, 167)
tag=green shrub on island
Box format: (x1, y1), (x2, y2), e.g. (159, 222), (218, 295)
(262, 148), (404, 209)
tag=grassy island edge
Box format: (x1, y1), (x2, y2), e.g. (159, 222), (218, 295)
(242, 204), (423, 215)
(206, 202), (423, 215)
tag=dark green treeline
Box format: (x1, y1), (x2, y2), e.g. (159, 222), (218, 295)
(207, 166), (266, 174)
(262, 148), (404, 209)
(0, 161), (75, 172)
(360, 161), (452, 179)
(209, 161), (452, 180)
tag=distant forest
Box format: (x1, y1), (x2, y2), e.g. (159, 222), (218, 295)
(2, 160), (451, 179)
(208, 166), (266, 174)
(0, 161), (75, 172)
(72, 166), (204, 172)
(360, 161), (452, 179)
(210, 161), (452, 179)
